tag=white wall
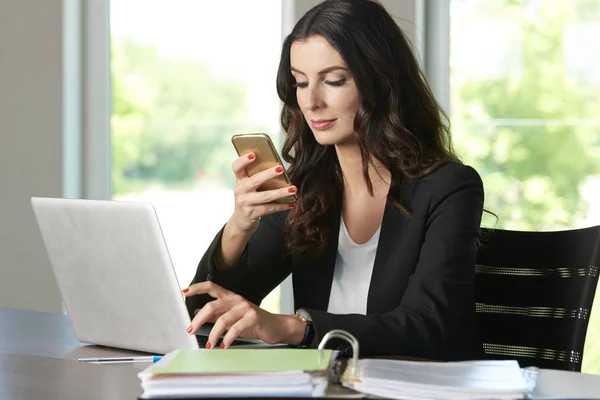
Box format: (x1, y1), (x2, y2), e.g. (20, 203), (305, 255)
(0, 0), (71, 313)
(383, 0), (420, 48)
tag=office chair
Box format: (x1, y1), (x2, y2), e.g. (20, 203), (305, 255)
(474, 225), (600, 371)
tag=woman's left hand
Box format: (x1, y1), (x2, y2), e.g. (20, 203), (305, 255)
(182, 281), (303, 349)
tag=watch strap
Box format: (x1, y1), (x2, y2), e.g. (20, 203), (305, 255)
(294, 310), (315, 347)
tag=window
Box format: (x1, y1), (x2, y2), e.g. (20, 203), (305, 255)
(451, 0), (600, 373)
(110, 0), (284, 313)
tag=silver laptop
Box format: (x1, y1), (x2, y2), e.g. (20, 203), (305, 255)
(31, 197), (266, 354)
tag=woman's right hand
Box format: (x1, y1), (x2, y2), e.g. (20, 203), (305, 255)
(228, 153), (296, 235)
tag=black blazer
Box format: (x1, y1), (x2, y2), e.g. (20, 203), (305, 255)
(186, 161), (485, 360)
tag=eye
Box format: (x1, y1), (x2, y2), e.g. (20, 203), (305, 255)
(293, 82), (308, 88)
(325, 78), (346, 87)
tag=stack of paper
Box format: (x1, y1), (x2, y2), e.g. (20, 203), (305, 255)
(138, 348), (333, 398)
(343, 359), (532, 400)
(526, 367), (600, 399)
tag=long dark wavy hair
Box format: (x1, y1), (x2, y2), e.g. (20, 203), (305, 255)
(276, 0), (457, 255)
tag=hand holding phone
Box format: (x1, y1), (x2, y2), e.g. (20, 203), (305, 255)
(228, 133), (296, 234)
(231, 134), (296, 204)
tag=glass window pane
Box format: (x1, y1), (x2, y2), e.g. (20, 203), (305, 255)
(110, 0), (283, 313)
(451, 0), (600, 374)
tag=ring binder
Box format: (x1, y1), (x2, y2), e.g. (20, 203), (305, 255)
(318, 329), (360, 383)
(137, 329), (535, 399)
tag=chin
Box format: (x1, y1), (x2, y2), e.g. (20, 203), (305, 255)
(311, 130), (355, 146)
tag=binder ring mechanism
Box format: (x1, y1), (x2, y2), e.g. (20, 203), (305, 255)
(318, 329), (360, 382)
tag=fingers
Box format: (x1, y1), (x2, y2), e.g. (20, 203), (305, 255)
(182, 282), (232, 335)
(183, 281), (230, 299)
(234, 164), (287, 194)
(189, 300), (267, 350)
(232, 171), (296, 224)
(206, 302), (250, 349)
(237, 185), (296, 207)
(234, 197), (295, 222)
(220, 310), (259, 349)
(194, 309), (217, 322)
(231, 159), (295, 230)
(187, 298), (230, 335)
(231, 153), (255, 181)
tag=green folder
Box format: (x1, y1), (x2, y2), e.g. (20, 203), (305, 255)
(151, 349), (334, 375)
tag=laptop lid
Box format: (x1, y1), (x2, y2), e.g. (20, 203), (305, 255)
(31, 197), (199, 354)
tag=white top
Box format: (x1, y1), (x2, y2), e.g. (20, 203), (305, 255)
(327, 216), (381, 315)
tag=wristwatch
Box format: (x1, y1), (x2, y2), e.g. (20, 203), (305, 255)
(295, 309), (315, 347)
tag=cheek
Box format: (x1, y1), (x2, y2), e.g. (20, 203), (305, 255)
(328, 91), (360, 117)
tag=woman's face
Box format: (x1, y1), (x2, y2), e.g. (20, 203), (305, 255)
(290, 35), (361, 146)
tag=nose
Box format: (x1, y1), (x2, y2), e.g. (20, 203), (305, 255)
(301, 85), (324, 111)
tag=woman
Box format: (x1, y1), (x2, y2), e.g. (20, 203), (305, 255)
(183, 0), (485, 360)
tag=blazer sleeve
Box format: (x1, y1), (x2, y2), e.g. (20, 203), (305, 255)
(304, 165), (484, 359)
(185, 211), (293, 318)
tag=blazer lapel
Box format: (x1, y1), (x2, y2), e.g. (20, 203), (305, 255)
(367, 179), (419, 314)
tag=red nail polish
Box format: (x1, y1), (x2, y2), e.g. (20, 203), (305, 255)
(186, 326), (193, 334)
(220, 343), (225, 349)
(205, 342), (212, 349)
(275, 166), (283, 173)
(248, 154), (255, 160)
(288, 187), (296, 193)
(182, 288), (189, 293)
(288, 203), (295, 208)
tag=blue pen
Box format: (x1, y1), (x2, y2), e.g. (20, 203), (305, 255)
(77, 356), (162, 364)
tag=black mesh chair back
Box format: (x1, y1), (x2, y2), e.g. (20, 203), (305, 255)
(475, 226), (600, 371)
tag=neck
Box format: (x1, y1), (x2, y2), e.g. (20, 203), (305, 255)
(335, 141), (391, 197)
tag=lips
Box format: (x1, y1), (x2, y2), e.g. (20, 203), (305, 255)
(310, 119), (336, 130)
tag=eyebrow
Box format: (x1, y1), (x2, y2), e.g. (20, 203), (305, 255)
(290, 66), (348, 75)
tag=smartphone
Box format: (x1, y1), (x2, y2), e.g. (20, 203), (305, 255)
(231, 133), (297, 204)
